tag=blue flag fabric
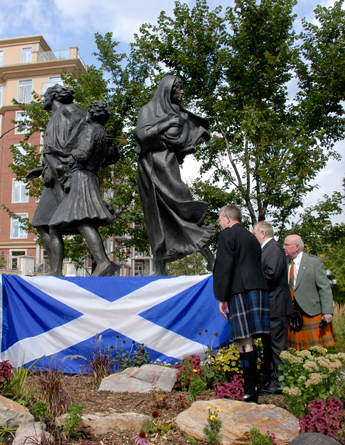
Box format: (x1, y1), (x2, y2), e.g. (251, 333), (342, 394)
(0, 274), (229, 373)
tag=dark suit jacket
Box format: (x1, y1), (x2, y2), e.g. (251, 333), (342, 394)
(213, 223), (268, 301)
(293, 252), (334, 316)
(261, 238), (293, 318)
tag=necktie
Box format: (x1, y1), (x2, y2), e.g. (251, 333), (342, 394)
(289, 260), (294, 299)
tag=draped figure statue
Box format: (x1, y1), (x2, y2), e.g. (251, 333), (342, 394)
(135, 76), (215, 275)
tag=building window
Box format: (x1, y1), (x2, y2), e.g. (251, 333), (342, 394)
(13, 179), (29, 203)
(22, 47), (32, 63)
(106, 239), (114, 255)
(0, 51), (3, 66)
(134, 261), (144, 276)
(42, 76), (63, 95)
(18, 79), (33, 103)
(11, 214), (28, 239)
(104, 189), (114, 200)
(10, 250), (26, 270)
(0, 85), (2, 107)
(49, 76), (62, 85)
(15, 112), (31, 134)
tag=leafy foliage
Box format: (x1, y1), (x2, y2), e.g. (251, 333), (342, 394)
(299, 398), (344, 440)
(279, 347), (345, 417)
(7, 0), (345, 267)
(244, 428), (279, 445)
(168, 253), (209, 276)
(130, 0), (345, 237)
(204, 407), (222, 445)
(214, 375), (244, 400)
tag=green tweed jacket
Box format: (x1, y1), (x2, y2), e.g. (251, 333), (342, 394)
(292, 252), (334, 316)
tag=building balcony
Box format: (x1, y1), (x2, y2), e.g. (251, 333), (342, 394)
(0, 45), (87, 84)
(36, 47), (87, 70)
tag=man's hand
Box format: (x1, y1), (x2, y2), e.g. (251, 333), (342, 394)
(322, 314), (333, 324)
(219, 300), (229, 319)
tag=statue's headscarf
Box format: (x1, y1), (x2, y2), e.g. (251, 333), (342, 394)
(135, 75), (209, 162)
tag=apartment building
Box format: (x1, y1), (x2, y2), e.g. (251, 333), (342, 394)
(0, 35), (154, 277)
(0, 35), (87, 273)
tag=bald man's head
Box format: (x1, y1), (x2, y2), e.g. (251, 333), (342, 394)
(283, 234), (304, 260)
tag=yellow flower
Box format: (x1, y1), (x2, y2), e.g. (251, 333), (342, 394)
(209, 415), (216, 421)
(207, 406), (212, 411)
(216, 408), (221, 413)
(193, 369), (198, 373)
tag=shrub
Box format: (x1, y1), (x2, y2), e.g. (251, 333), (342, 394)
(0, 360), (12, 388)
(35, 368), (70, 420)
(299, 398), (344, 440)
(214, 375), (244, 400)
(174, 355), (202, 390)
(113, 341), (152, 371)
(244, 428), (278, 445)
(279, 347), (345, 417)
(204, 407), (222, 445)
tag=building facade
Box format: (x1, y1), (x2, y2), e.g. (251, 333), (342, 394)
(0, 35), (154, 277)
(0, 35), (87, 274)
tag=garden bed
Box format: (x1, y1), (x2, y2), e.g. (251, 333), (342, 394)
(21, 373), (287, 445)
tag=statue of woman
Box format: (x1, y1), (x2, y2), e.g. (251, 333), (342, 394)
(49, 101), (117, 276)
(135, 76), (215, 275)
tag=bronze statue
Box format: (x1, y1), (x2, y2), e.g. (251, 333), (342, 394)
(49, 101), (117, 277)
(27, 86), (118, 276)
(135, 76), (215, 276)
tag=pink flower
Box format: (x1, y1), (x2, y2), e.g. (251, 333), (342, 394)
(133, 431), (149, 445)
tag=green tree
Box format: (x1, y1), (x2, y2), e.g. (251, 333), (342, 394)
(7, 60), (150, 267)
(7, 0), (345, 267)
(168, 252), (209, 276)
(130, 0), (345, 236)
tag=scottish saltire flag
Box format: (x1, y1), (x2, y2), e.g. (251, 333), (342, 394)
(0, 274), (229, 373)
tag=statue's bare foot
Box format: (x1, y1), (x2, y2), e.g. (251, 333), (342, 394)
(92, 261), (117, 277)
(49, 268), (63, 276)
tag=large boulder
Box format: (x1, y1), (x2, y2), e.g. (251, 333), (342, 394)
(13, 422), (53, 445)
(56, 412), (150, 437)
(0, 395), (34, 426)
(175, 399), (300, 445)
(99, 364), (177, 393)
(289, 433), (341, 445)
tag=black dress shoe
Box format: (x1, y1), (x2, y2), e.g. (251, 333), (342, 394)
(260, 385), (282, 395)
(258, 380), (271, 391)
(242, 392), (258, 403)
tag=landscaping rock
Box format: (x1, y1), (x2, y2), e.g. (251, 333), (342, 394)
(175, 399), (300, 445)
(13, 422), (53, 445)
(71, 412), (150, 436)
(99, 364), (178, 393)
(289, 433), (341, 445)
(0, 395), (34, 426)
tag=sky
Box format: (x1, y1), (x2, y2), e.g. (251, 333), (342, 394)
(0, 0), (343, 224)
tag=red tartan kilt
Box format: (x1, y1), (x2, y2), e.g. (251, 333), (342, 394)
(288, 312), (338, 350)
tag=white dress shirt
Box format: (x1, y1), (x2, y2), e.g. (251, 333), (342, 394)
(261, 237), (273, 249)
(289, 251), (303, 288)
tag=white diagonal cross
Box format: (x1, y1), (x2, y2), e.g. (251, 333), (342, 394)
(2, 275), (210, 367)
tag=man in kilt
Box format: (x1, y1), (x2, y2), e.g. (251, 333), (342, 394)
(213, 205), (270, 403)
(283, 234), (338, 350)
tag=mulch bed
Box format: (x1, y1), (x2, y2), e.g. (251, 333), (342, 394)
(21, 374), (287, 445)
